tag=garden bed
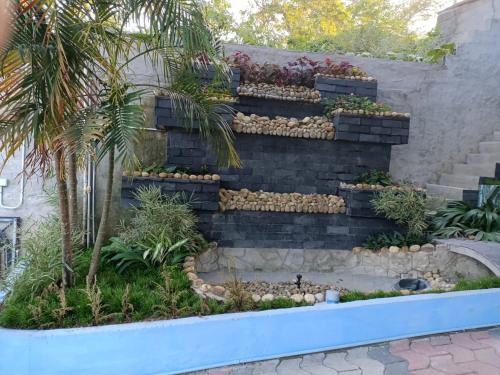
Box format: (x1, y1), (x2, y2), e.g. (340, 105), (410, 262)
(2, 288), (500, 375)
(122, 176), (220, 211)
(231, 112), (335, 140)
(333, 110), (410, 144)
(237, 83), (321, 103)
(315, 74), (377, 102)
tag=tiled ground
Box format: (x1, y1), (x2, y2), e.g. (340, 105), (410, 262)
(189, 327), (500, 375)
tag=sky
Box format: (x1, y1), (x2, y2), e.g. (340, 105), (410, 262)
(228, 0), (459, 34)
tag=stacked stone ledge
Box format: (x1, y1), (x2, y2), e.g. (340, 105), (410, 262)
(232, 112), (335, 140)
(237, 83), (321, 103)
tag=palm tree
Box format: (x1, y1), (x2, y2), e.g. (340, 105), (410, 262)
(0, 0), (239, 286)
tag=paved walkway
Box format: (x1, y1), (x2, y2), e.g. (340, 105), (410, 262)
(189, 327), (500, 375)
(438, 239), (500, 276)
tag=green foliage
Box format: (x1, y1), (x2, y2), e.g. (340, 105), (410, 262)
(224, 0), (445, 62)
(355, 170), (393, 186)
(102, 186), (206, 273)
(453, 276), (500, 291)
(426, 43), (456, 64)
(432, 200), (500, 242)
(2, 218), (84, 303)
(340, 290), (403, 302)
(371, 189), (428, 237)
(363, 231), (429, 250)
(324, 95), (392, 115)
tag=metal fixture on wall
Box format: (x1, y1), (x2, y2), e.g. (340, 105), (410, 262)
(0, 217), (20, 277)
(0, 142), (26, 210)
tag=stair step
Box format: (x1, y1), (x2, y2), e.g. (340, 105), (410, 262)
(439, 173), (480, 190)
(426, 184), (464, 201)
(479, 141), (500, 154)
(467, 153), (500, 164)
(453, 163), (496, 177)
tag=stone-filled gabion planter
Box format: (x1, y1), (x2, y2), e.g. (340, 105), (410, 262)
(315, 74), (378, 102)
(155, 96), (234, 131)
(219, 188), (346, 214)
(232, 112), (335, 140)
(237, 83), (321, 103)
(121, 175), (220, 211)
(197, 65), (241, 96)
(332, 109), (411, 145)
(338, 183), (426, 218)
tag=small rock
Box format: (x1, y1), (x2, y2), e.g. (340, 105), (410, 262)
(409, 245), (421, 252)
(200, 284), (211, 293)
(314, 293), (324, 303)
(261, 294), (274, 302)
(352, 247), (363, 254)
(421, 243), (435, 252)
(212, 285), (226, 296)
(389, 246), (400, 253)
(304, 294), (315, 304)
(192, 278), (203, 287)
(186, 272), (197, 281)
(291, 294), (304, 303)
(401, 290), (411, 295)
(252, 294), (261, 303)
(184, 266), (195, 273)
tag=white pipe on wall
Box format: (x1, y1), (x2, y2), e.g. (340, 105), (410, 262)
(0, 142), (26, 210)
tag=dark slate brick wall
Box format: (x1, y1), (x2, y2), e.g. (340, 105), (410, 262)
(166, 129), (392, 194)
(197, 210), (398, 250)
(156, 97), (234, 131)
(197, 66), (240, 96)
(121, 177), (220, 211)
(315, 75), (377, 102)
(338, 188), (379, 218)
(334, 113), (410, 145)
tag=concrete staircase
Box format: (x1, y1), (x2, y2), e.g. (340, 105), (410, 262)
(427, 131), (500, 200)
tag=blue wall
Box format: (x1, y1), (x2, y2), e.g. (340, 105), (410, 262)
(1, 289), (500, 375)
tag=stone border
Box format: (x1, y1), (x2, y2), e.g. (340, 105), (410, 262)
(339, 182), (426, 193)
(196, 245), (492, 283)
(182, 248), (324, 305)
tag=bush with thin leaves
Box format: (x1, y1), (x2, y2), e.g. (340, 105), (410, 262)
(102, 186), (206, 273)
(371, 188), (428, 238)
(432, 200), (500, 242)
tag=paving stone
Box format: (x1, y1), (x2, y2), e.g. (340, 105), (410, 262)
(490, 328), (500, 339)
(301, 364), (339, 375)
(430, 336), (452, 346)
(389, 339), (410, 353)
(429, 354), (471, 374)
(336, 370), (361, 375)
(252, 360), (280, 374)
(462, 360), (500, 375)
(444, 344), (476, 363)
(324, 352), (360, 372)
(473, 347), (500, 367)
(277, 358), (310, 375)
(451, 333), (489, 350)
(367, 345), (406, 365)
(412, 369), (447, 375)
(395, 349), (430, 371)
(346, 347), (385, 375)
(476, 337), (500, 356)
(411, 339), (449, 356)
(301, 353), (326, 367)
(470, 331), (491, 341)
(383, 361), (411, 375)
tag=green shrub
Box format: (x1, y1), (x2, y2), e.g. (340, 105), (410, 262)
(354, 170), (392, 186)
(2, 217), (84, 303)
(324, 95), (391, 115)
(102, 186), (207, 272)
(371, 188), (428, 238)
(432, 200), (500, 242)
(363, 231), (429, 250)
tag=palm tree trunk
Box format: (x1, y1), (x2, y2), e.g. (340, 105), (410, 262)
(87, 146), (114, 283)
(67, 151), (79, 233)
(55, 148), (74, 287)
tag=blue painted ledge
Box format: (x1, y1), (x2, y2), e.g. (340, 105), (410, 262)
(1, 289), (500, 375)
